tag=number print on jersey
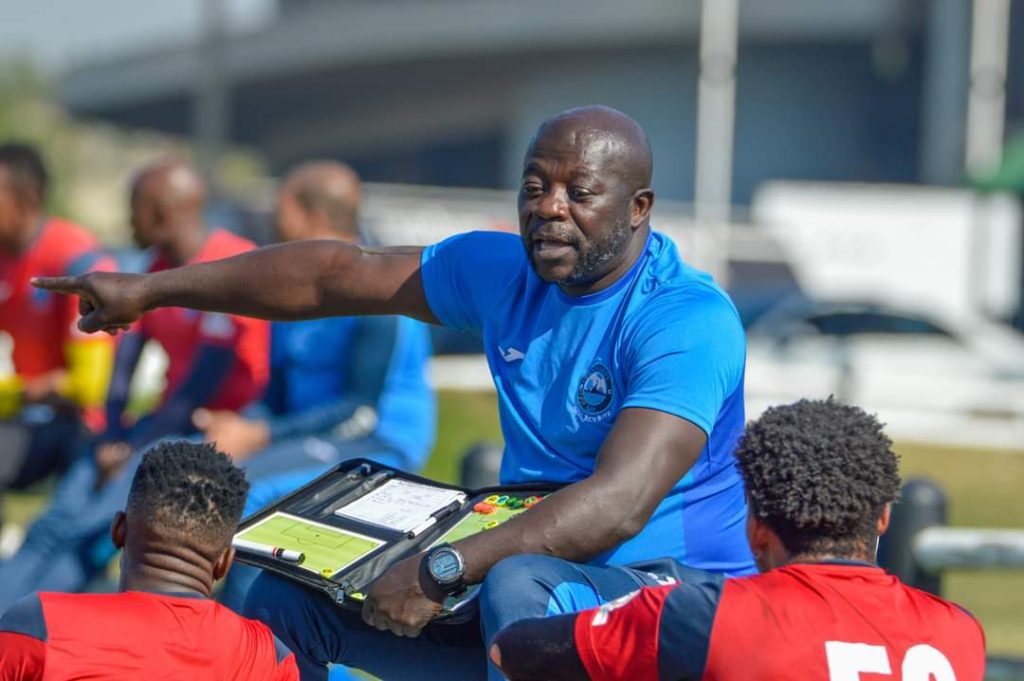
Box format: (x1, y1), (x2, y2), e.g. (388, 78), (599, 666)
(825, 641), (957, 681)
(590, 590), (641, 627)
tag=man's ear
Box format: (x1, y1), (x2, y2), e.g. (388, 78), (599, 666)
(877, 504), (892, 537)
(212, 546), (236, 582)
(631, 188), (654, 229)
(747, 514), (772, 560)
(111, 511), (128, 550)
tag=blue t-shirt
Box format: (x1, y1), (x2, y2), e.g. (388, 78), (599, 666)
(265, 315), (436, 471)
(421, 230), (754, 575)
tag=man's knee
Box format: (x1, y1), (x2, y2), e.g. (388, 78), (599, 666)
(479, 554), (578, 621)
(480, 554), (609, 639)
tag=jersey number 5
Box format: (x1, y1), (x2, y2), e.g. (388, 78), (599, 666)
(825, 641), (957, 681)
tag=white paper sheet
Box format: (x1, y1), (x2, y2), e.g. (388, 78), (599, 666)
(335, 479), (465, 532)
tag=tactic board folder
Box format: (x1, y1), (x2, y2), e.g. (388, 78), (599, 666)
(232, 458), (559, 622)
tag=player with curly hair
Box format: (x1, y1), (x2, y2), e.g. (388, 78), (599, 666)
(492, 399), (986, 681)
(0, 441), (298, 680)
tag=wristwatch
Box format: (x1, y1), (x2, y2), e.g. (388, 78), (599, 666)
(422, 543), (467, 596)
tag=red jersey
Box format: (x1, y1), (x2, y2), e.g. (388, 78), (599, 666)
(0, 218), (114, 377)
(574, 562), (986, 681)
(141, 229), (269, 411)
(0, 591), (298, 680)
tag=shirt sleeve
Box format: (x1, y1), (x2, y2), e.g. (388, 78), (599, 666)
(419, 231), (524, 331)
(575, 574), (724, 681)
(621, 285), (745, 436)
(0, 595), (47, 680)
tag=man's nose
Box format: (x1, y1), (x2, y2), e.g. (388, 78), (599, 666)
(533, 187), (569, 221)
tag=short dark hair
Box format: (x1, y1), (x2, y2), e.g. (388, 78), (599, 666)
(0, 142), (48, 203)
(127, 441), (249, 550)
(735, 399), (901, 556)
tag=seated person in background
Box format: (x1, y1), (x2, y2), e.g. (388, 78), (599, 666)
(0, 143), (114, 546)
(99, 160), (270, 482)
(203, 161), (435, 611)
(0, 160), (269, 613)
(492, 398), (986, 681)
(0, 441), (298, 680)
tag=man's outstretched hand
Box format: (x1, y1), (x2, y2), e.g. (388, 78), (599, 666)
(32, 272), (150, 335)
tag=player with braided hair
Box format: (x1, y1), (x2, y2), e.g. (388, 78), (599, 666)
(0, 441), (298, 680)
(492, 399), (985, 681)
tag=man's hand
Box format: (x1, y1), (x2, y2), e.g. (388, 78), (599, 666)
(361, 554), (445, 638)
(32, 272), (150, 335)
(95, 441), (133, 486)
(193, 409), (269, 461)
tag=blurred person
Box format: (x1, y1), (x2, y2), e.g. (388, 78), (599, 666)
(0, 160), (270, 613)
(0, 142), (115, 547)
(36, 106), (752, 680)
(0, 440), (298, 680)
(205, 161), (435, 611)
(491, 399), (986, 681)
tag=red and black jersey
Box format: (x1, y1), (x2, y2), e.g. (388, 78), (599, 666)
(0, 591), (298, 680)
(572, 562), (985, 680)
(0, 217), (115, 378)
(140, 228), (270, 412)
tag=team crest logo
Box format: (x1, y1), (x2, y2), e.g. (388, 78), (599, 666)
(576, 363), (613, 418)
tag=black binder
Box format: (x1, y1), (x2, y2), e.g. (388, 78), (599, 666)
(232, 458), (559, 622)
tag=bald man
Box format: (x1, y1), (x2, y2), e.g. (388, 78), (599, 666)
(199, 162), (435, 612)
(36, 107), (753, 680)
(0, 161), (269, 613)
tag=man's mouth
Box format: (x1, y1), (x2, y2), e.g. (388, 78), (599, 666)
(532, 237), (575, 260)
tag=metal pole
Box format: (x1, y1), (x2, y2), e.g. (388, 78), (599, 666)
(694, 0), (739, 286)
(964, 0), (1011, 177)
(195, 0), (229, 192)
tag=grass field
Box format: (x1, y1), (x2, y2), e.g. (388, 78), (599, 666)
(5, 390), (1023, 655)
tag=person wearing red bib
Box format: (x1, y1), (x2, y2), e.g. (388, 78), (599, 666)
(492, 399), (986, 681)
(0, 161), (269, 613)
(0, 441), (298, 680)
(0, 143), (114, 545)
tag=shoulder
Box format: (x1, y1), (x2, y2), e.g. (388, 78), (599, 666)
(39, 218), (104, 268)
(899, 582), (987, 641)
(422, 230), (526, 274)
(225, 608), (298, 672)
(207, 228), (258, 259)
(0, 593), (47, 641)
(42, 218), (98, 248)
(622, 277), (744, 366)
(628, 232), (740, 325)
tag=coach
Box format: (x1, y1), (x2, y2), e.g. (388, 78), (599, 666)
(36, 106), (753, 679)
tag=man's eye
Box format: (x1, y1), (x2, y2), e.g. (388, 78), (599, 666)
(522, 184), (543, 196)
(569, 187), (592, 200)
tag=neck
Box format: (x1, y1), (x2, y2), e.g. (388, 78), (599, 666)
(119, 546), (216, 597)
(787, 548), (876, 566)
(164, 224), (208, 265)
(558, 223), (649, 297)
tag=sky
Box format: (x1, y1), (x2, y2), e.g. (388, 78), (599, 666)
(0, 0), (275, 73)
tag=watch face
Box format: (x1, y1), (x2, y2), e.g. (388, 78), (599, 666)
(429, 550), (462, 584)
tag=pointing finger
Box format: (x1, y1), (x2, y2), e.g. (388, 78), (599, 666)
(31, 276), (85, 295)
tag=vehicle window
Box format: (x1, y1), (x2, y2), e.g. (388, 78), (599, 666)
(805, 313), (955, 338)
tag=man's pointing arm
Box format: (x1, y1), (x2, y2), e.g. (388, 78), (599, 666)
(33, 240), (437, 333)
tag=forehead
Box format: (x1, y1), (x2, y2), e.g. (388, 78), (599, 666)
(523, 124), (626, 180)
(131, 172), (162, 204)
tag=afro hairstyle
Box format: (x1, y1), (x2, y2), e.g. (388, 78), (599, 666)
(734, 398), (901, 557)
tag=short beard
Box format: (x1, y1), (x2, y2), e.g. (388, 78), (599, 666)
(560, 217), (632, 287)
